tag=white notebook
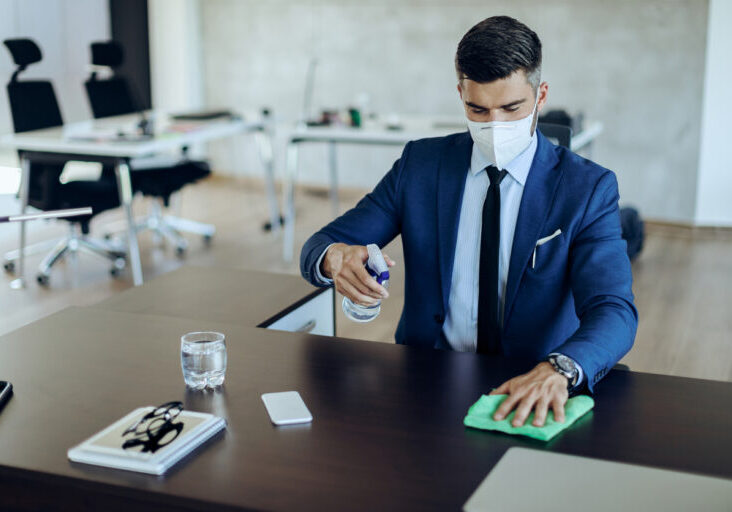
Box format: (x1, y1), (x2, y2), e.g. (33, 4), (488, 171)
(68, 406), (226, 475)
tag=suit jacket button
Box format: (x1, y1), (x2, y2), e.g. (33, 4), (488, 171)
(434, 314), (444, 324)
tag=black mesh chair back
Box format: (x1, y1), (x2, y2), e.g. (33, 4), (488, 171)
(3, 38), (120, 232)
(84, 41), (211, 208)
(538, 122), (572, 149)
(7, 81), (63, 133)
(4, 38), (63, 133)
(85, 77), (136, 119)
(4, 39), (67, 212)
(85, 41), (137, 118)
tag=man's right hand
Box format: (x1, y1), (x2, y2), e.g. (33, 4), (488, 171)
(321, 243), (394, 306)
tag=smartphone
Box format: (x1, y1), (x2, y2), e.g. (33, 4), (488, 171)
(0, 381), (13, 412)
(261, 391), (312, 426)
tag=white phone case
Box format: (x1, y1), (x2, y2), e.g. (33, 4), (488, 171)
(261, 391), (313, 426)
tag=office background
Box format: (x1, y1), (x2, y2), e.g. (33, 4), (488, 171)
(1, 3), (731, 508)
(200, 0), (710, 225)
(1, 0), (727, 225)
(0, 0), (730, 381)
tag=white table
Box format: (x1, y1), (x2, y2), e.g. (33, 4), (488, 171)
(280, 117), (603, 261)
(1, 112), (278, 287)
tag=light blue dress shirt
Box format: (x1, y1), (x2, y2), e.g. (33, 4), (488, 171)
(443, 134), (536, 352)
(314, 132), (583, 385)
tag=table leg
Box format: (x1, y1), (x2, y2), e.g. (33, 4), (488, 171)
(10, 156), (30, 290)
(255, 129), (281, 233)
(282, 142), (299, 262)
(328, 141), (339, 218)
(114, 159), (143, 286)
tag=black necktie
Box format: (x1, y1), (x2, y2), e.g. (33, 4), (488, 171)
(477, 166), (507, 354)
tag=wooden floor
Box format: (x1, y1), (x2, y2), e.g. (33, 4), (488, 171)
(1, 175), (730, 382)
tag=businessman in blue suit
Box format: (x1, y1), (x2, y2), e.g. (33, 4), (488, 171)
(301, 16), (637, 428)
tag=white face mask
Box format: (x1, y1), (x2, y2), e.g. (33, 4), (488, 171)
(466, 93), (539, 170)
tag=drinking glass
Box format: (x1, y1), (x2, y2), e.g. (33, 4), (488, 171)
(180, 331), (227, 390)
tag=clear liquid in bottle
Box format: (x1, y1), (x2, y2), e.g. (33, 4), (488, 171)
(342, 244), (390, 323)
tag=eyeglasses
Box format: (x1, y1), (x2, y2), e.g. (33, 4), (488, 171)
(122, 401), (184, 453)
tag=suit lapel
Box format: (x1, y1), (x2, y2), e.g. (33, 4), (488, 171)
(503, 132), (562, 325)
(437, 132), (473, 312)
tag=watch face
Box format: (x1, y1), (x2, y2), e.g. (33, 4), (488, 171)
(555, 355), (576, 374)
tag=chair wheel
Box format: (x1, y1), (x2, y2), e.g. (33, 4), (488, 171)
(203, 234), (213, 246)
(103, 233), (112, 241)
(36, 274), (50, 286)
(262, 215), (285, 232)
(111, 258), (126, 276)
(175, 246), (187, 257)
(3, 261), (15, 274)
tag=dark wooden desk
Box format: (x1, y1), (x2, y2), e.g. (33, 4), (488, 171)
(1, 277), (731, 510)
(92, 265), (332, 329)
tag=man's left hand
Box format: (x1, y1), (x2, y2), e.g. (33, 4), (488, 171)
(489, 362), (568, 427)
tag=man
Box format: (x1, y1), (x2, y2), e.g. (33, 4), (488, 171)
(300, 16), (637, 428)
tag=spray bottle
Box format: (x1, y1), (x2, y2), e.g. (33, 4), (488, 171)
(342, 244), (390, 322)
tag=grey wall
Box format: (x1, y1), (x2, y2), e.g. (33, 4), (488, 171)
(200, 0), (708, 223)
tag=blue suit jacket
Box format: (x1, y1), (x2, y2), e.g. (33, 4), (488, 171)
(301, 131), (637, 391)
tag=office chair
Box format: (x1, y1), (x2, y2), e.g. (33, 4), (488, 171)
(85, 41), (213, 255)
(2, 38), (126, 285)
(538, 122), (572, 149)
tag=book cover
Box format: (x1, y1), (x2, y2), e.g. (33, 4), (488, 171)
(68, 405), (226, 475)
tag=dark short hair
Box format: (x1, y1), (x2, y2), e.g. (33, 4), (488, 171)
(455, 16), (542, 89)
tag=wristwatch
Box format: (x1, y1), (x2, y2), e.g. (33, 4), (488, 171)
(547, 354), (579, 389)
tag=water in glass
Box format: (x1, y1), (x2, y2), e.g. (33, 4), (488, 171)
(181, 332), (227, 390)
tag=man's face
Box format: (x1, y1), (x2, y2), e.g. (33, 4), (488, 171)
(458, 70), (548, 130)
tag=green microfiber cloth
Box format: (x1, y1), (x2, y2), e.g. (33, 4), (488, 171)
(464, 394), (594, 441)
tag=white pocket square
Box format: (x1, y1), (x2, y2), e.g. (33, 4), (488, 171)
(532, 228), (562, 269)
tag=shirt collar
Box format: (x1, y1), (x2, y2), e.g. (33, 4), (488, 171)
(469, 132), (538, 186)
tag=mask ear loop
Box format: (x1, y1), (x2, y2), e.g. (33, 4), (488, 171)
(529, 82), (542, 135)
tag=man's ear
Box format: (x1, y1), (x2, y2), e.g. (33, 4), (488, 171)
(537, 82), (549, 113)
(457, 81), (463, 99)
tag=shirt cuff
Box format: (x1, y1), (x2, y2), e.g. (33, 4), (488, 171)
(313, 243), (336, 285)
(548, 352), (585, 389)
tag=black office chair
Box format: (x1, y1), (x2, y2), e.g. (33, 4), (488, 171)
(85, 41), (213, 254)
(2, 38), (126, 285)
(538, 122), (572, 149)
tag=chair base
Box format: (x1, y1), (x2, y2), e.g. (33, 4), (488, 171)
(124, 200), (215, 256)
(35, 230), (127, 286)
(4, 238), (62, 272)
(3, 225), (127, 286)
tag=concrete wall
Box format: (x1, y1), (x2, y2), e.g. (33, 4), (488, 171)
(199, 0), (709, 224)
